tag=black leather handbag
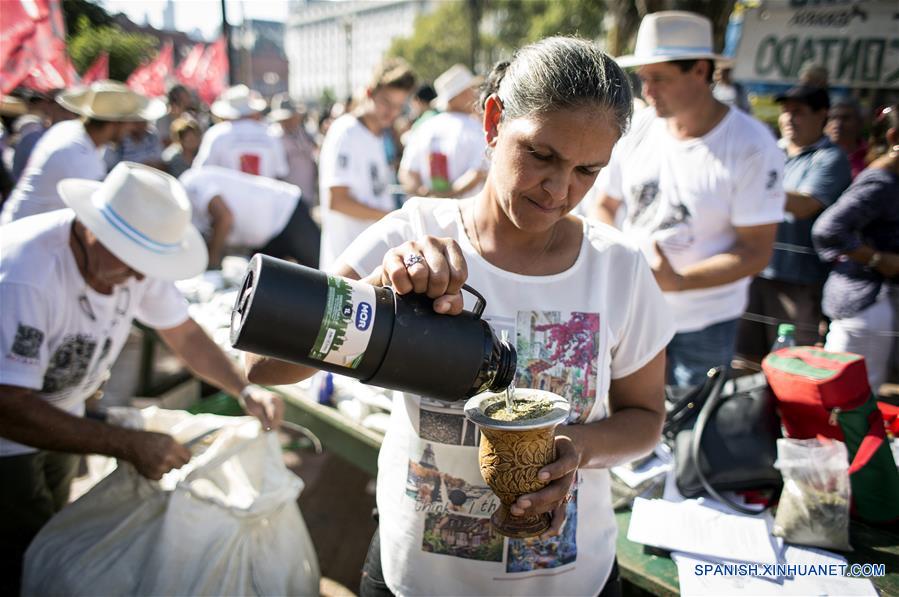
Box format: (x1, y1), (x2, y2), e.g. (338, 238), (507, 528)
(671, 368), (783, 514)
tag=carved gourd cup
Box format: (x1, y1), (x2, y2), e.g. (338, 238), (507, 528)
(464, 389), (569, 538)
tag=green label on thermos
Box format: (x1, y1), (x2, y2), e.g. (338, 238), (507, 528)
(308, 275), (377, 369)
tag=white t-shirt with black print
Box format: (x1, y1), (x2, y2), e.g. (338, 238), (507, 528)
(339, 198), (675, 596)
(595, 106), (785, 333)
(318, 114), (395, 269)
(0, 210), (189, 456)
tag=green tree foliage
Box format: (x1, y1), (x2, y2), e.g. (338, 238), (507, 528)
(388, 2), (476, 83)
(67, 16), (158, 81)
(62, 0), (157, 81)
(389, 0), (607, 82)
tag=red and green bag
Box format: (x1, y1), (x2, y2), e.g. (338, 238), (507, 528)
(762, 346), (899, 524)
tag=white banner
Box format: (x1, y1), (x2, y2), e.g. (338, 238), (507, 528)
(733, 0), (899, 89)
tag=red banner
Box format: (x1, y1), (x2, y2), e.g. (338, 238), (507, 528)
(81, 51), (109, 84)
(1, 0), (75, 94)
(175, 43), (205, 88)
(195, 36), (228, 106)
(127, 40), (173, 98)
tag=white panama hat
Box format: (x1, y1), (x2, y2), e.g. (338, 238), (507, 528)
(211, 84), (268, 120)
(58, 162), (208, 281)
(56, 80), (166, 122)
(434, 64), (483, 111)
(616, 11), (731, 68)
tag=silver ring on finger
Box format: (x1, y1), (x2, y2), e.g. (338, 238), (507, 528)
(404, 253), (425, 268)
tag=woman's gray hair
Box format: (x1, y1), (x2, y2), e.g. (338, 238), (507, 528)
(479, 37), (634, 136)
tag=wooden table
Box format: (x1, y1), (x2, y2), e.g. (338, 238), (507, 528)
(235, 385), (899, 595)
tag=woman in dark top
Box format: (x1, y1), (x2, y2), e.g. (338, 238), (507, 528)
(812, 104), (899, 390)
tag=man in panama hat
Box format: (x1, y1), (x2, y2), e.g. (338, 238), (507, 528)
(1, 81), (165, 224)
(592, 11), (786, 387)
(0, 162), (283, 593)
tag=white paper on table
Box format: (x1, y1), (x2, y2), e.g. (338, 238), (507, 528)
(674, 546), (878, 596)
(628, 498), (779, 565)
(612, 456), (671, 488)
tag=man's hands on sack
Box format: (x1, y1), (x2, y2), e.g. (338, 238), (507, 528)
(121, 430), (191, 480)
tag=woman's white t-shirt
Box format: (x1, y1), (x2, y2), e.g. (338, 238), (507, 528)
(318, 114), (395, 269)
(340, 198), (675, 596)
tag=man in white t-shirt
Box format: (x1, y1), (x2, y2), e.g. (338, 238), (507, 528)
(593, 12), (784, 386)
(180, 166), (320, 268)
(318, 58), (417, 269)
(0, 163), (283, 594)
(193, 85), (288, 180)
(1, 81), (165, 225)
(399, 64), (487, 198)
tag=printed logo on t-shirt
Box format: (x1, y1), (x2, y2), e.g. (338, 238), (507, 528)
(766, 169), (779, 190)
(239, 154), (261, 176)
(338, 154), (349, 169)
(40, 334), (97, 393)
(10, 323), (44, 359)
(370, 163), (386, 197)
(627, 180), (695, 252)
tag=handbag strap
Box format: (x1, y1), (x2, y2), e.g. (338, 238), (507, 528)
(689, 368), (764, 515)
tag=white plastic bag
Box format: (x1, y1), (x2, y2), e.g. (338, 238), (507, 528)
(22, 408), (320, 596)
(773, 438), (852, 551)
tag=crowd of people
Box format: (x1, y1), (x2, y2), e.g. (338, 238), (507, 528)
(1, 8), (898, 596)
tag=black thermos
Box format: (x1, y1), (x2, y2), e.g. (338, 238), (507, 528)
(230, 254), (516, 401)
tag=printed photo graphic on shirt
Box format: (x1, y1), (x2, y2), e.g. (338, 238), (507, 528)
(40, 334), (97, 393)
(626, 181), (695, 252)
(419, 400), (479, 446)
(506, 484), (579, 574)
(423, 511), (504, 562)
(9, 323), (44, 360)
(370, 163), (386, 196)
(406, 442), (498, 517)
(515, 311), (600, 424)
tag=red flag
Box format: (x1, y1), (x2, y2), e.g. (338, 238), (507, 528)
(195, 36), (228, 106)
(127, 41), (173, 98)
(176, 43), (205, 88)
(1, 0), (75, 94)
(81, 51), (109, 84)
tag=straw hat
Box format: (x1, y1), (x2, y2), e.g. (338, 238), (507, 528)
(434, 64), (482, 111)
(211, 84), (268, 120)
(56, 81), (166, 122)
(58, 162), (207, 280)
(616, 11), (730, 68)
(268, 92), (305, 122)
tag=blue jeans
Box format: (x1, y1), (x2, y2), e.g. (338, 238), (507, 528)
(666, 318), (739, 387)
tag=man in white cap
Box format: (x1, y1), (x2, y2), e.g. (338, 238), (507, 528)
(0, 162), (283, 593)
(592, 11), (785, 387)
(318, 58), (416, 269)
(1, 81), (165, 224)
(399, 64), (487, 198)
(194, 84), (288, 180)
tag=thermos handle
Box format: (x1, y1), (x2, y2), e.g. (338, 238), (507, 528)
(462, 284), (486, 318)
